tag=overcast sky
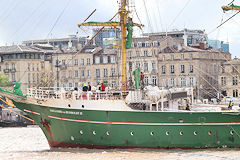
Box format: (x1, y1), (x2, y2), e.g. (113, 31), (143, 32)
(0, 0), (239, 57)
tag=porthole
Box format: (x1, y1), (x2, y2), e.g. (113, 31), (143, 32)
(68, 104), (71, 107)
(230, 130), (234, 135)
(130, 131), (134, 136)
(150, 131), (154, 136)
(180, 131), (184, 136)
(80, 130), (83, 135)
(179, 119), (183, 123)
(194, 131), (198, 136)
(93, 131), (96, 135)
(71, 136), (74, 141)
(82, 105), (84, 108)
(166, 131), (170, 136)
(106, 131), (110, 136)
(208, 131), (212, 135)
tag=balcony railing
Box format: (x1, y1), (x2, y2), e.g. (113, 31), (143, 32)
(4, 69), (9, 73)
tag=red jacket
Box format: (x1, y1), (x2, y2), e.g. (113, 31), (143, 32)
(101, 83), (105, 91)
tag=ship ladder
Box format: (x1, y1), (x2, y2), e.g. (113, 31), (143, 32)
(0, 97), (34, 122)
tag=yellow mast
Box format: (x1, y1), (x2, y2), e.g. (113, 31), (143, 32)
(119, 0), (127, 91)
(78, 0), (143, 91)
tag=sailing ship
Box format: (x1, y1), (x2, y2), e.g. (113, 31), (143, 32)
(1, 1), (240, 149)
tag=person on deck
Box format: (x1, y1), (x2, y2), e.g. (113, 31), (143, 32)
(83, 83), (88, 92)
(88, 83), (92, 91)
(101, 83), (105, 91)
(140, 72), (144, 89)
(228, 100), (233, 109)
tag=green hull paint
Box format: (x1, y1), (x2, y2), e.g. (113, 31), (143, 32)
(13, 101), (240, 149)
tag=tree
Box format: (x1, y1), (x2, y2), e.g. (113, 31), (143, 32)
(0, 74), (9, 87)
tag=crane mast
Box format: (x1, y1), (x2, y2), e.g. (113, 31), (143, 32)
(78, 0), (143, 91)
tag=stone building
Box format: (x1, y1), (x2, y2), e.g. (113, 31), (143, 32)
(219, 58), (240, 97)
(158, 46), (231, 99)
(51, 47), (119, 89)
(0, 45), (54, 92)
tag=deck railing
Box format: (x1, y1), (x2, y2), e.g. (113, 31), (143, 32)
(27, 87), (126, 100)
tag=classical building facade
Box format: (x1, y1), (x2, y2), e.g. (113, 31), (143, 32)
(158, 46), (231, 99)
(51, 47), (119, 89)
(219, 58), (240, 97)
(0, 45), (54, 92)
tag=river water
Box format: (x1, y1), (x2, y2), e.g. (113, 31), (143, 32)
(1, 126), (240, 160)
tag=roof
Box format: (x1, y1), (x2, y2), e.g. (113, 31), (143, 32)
(0, 45), (42, 54)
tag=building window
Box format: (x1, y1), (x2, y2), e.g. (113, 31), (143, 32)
(144, 50), (148, 57)
(144, 76), (148, 85)
(189, 53), (193, 60)
(128, 51), (132, 58)
(162, 79), (166, 87)
(87, 58), (90, 65)
(68, 59), (72, 66)
(152, 62), (156, 71)
(190, 77), (194, 86)
(180, 78), (186, 87)
(233, 76), (238, 85)
(180, 65), (185, 73)
(37, 73), (39, 83)
(69, 83), (73, 88)
(162, 55), (165, 61)
(144, 63), (148, 72)
(136, 51), (140, 57)
(104, 69), (108, 77)
(103, 56), (108, 64)
(222, 65), (225, 73)
(170, 54), (174, 60)
(12, 73), (15, 82)
(81, 70), (84, 78)
(75, 82), (78, 88)
(162, 65), (166, 74)
(32, 73), (35, 82)
(12, 63), (15, 70)
(146, 42), (150, 47)
(5, 63), (9, 70)
(170, 78), (175, 86)
(111, 68), (115, 76)
(137, 42), (142, 48)
(96, 69), (100, 78)
(232, 66), (238, 73)
(111, 56), (115, 63)
(129, 62), (132, 72)
(74, 70), (78, 78)
(74, 59), (78, 66)
(87, 70), (91, 78)
(181, 53), (184, 60)
(221, 77), (226, 86)
(233, 89), (238, 97)
(152, 76), (157, 85)
(136, 62), (140, 68)
(62, 60), (66, 65)
(28, 73), (31, 82)
(95, 57), (100, 64)
(81, 59), (84, 65)
(170, 65), (175, 74)
(189, 65), (193, 73)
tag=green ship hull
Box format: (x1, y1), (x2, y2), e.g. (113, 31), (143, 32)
(13, 101), (240, 149)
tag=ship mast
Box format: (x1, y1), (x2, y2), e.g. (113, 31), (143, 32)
(119, 0), (128, 91)
(78, 0), (143, 91)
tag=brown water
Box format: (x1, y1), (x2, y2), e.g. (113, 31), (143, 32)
(1, 126), (240, 160)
